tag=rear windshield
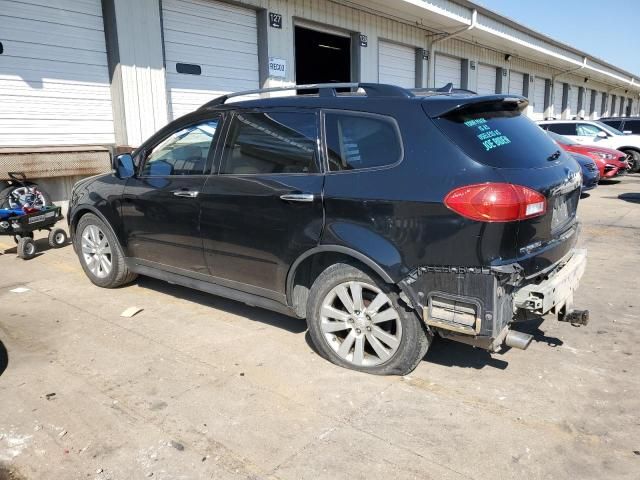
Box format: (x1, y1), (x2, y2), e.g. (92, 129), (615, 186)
(433, 104), (560, 168)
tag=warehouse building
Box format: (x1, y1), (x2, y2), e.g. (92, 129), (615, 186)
(1, 0), (640, 202)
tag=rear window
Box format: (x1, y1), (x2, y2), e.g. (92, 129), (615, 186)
(623, 120), (640, 134)
(433, 106), (561, 168)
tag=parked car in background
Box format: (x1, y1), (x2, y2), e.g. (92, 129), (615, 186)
(545, 130), (630, 179)
(538, 119), (640, 172)
(570, 152), (599, 191)
(599, 117), (640, 135)
(68, 83), (589, 375)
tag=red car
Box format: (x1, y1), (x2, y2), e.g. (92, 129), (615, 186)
(546, 130), (630, 179)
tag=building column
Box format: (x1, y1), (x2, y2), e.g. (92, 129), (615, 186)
(496, 67), (507, 93)
(589, 89), (597, 118)
(102, 0), (168, 149)
(601, 93), (609, 117)
(561, 83), (569, 119)
(577, 86), (585, 119)
(415, 48), (427, 88)
(544, 79), (552, 119)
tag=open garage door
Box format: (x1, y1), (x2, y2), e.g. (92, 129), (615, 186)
(0, 0), (114, 146)
(434, 54), (461, 88)
(477, 64), (496, 95)
(532, 77), (547, 120)
(508, 71), (524, 96)
(378, 41), (415, 88)
(162, 0), (259, 119)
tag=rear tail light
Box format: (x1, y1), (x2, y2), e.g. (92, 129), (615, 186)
(444, 183), (547, 222)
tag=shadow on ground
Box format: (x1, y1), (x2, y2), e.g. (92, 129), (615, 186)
(617, 192), (640, 204)
(0, 463), (26, 480)
(135, 276), (307, 334)
(0, 340), (7, 378)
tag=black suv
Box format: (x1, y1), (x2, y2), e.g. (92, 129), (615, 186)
(68, 83), (588, 375)
(599, 117), (640, 135)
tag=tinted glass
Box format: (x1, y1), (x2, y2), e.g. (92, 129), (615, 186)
(545, 123), (576, 135)
(434, 107), (560, 168)
(142, 120), (219, 176)
(595, 121), (623, 135)
(622, 120), (640, 134)
(600, 119), (623, 130)
(221, 112), (318, 174)
(325, 113), (402, 171)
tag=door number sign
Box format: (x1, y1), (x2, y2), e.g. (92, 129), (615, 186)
(269, 12), (282, 29)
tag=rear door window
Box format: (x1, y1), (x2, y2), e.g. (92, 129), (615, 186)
(324, 112), (403, 172)
(601, 119), (623, 130)
(433, 106), (561, 168)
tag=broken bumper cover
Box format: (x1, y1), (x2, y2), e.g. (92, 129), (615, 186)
(513, 249), (587, 316)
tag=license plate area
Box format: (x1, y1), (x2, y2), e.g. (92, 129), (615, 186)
(551, 193), (577, 233)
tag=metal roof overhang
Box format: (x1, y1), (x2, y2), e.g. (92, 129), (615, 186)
(357, 0), (639, 95)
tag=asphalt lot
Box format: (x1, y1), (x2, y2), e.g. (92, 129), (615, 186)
(0, 177), (639, 480)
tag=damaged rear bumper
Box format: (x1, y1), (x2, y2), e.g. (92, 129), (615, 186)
(399, 248), (588, 351)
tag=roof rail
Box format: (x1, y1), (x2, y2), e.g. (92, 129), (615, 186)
(199, 82), (414, 109)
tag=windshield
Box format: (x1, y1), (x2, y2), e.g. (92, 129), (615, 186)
(546, 129), (578, 145)
(594, 121), (623, 136)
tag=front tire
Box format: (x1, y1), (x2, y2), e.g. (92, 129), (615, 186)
(74, 213), (137, 288)
(307, 263), (431, 375)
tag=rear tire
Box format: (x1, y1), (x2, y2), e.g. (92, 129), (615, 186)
(17, 237), (37, 260)
(74, 213), (137, 288)
(306, 262), (431, 375)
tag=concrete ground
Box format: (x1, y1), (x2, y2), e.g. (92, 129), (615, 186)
(0, 178), (639, 480)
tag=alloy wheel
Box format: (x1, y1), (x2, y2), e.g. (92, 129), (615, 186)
(81, 225), (112, 278)
(320, 281), (402, 367)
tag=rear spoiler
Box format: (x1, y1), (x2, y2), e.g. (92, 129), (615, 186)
(423, 94), (529, 118)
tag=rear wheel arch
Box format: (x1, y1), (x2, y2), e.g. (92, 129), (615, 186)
(286, 246), (395, 318)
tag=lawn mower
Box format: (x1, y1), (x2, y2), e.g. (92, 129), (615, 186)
(0, 172), (67, 260)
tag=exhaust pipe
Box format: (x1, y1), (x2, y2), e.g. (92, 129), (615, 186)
(504, 330), (534, 350)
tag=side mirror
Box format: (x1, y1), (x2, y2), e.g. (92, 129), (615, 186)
(596, 131), (608, 139)
(113, 153), (135, 179)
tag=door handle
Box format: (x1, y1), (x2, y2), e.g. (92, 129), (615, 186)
(280, 193), (314, 203)
(172, 190), (199, 198)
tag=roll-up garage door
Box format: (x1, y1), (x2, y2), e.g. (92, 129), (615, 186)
(592, 91), (601, 119)
(434, 54), (461, 88)
(0, 0), (114, 146)
(508, 71), (524, 96)
(553, 82), (564, 118)
(568, 85), (579, 118)
(162, 0), (259, 119)
(533, 77), (547, 120)
(477, 64), (496, 95)
(378, 41), (415, 88)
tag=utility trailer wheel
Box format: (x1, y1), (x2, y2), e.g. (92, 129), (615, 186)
(48, 228), (68, 248)
(17, 237), (37, 260)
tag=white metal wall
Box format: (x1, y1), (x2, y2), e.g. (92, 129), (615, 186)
(532, 77), (546, 119)
(476, 64), (496, 95)
(161, 0), (259, 119)
(378, 40), (416, 88)
(0, 0), (114, 146)
(568, 85), (578, 118)
(434, 54), (461, 88)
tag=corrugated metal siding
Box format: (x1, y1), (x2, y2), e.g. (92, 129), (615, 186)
(476, 64), (496, 94)
(434, 54), (461, 88)
(533, 77), (546, 119)
(162, 0), (259, 119)
(0, 0), (114, 146)
(378, 40), (415, 88)
(508, 70), (524, 95)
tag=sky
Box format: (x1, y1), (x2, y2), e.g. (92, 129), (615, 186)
(476, 0), (640, 77)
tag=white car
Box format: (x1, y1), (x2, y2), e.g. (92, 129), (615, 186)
(537, 119), (640, 172)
